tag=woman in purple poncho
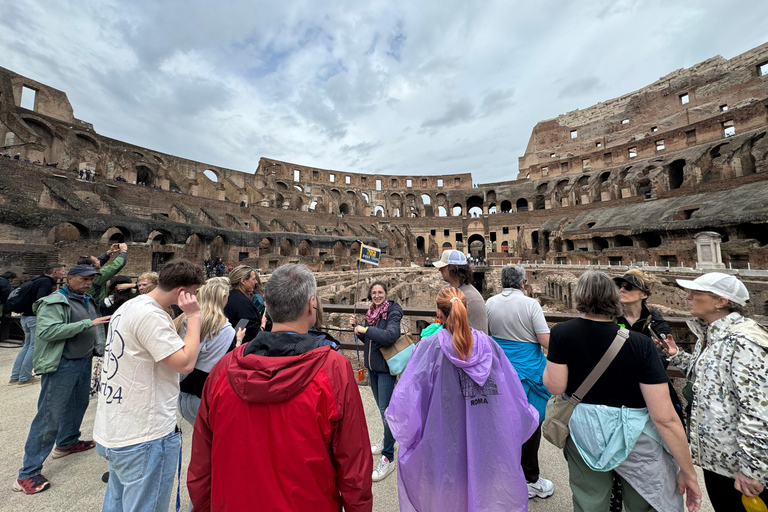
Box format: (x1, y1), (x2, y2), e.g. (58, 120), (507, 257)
(386, 287), (539, 512)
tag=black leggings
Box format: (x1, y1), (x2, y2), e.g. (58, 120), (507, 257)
(703, 469), (768, 512)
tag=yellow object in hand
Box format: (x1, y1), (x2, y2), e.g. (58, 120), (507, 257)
(743, 494), (768, 512)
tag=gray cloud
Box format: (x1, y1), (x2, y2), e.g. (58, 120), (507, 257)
(557, 77), (603, 99)
(420, 98), (476, 130)
(1, 1), (766, 182)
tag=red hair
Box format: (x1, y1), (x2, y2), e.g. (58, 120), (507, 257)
(437, 287), (473, 361)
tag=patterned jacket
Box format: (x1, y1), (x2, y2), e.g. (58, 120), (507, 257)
(671, 313), (768, 485)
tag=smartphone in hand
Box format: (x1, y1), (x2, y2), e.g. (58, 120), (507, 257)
(648, 324), (669, 352)
(235, 319), (249, 332)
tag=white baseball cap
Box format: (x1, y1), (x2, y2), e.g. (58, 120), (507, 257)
(676, 272), (749, 306)
(433, 249), (468, 269)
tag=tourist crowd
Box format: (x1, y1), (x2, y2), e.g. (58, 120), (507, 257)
(1, 247), (766, 512)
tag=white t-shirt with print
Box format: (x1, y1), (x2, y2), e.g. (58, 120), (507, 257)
(93, 294), (186, 448)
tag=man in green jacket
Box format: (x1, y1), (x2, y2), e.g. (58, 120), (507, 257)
(78, 242), (128, 302)
(13, 265), (111, 495)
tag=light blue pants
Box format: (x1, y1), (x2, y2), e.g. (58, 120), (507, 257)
(98, 430), (181, 512)
(10, 316), (36, 382)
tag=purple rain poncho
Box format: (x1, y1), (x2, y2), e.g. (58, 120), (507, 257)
(385, 328), (539, 512)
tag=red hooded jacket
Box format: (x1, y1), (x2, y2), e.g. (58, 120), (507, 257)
(188, 334), (373, 511)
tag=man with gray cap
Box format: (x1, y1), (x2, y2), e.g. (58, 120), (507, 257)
(433, 249), (488, 333)
(13, 265), (111, 495)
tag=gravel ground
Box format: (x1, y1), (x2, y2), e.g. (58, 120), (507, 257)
(0, 344), (713, 511)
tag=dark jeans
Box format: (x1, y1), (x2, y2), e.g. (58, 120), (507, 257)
(19, 356), (92, 479)
(521, 424), (542, 483)
(369, 370), (397, 461)
(703, 469), (768, 512)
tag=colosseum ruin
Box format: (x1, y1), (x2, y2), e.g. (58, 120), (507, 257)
(2, 42), (768, 319)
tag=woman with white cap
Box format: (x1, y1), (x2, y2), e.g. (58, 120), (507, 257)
(665, 272), (768, 511)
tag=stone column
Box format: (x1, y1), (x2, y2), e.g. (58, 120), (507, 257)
(695, 231), (725, 270)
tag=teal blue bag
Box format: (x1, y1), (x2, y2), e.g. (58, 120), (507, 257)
(380, 334), (415, 376)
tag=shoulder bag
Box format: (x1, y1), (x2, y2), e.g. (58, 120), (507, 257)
(380, 333), (416, 376)
(542, 328), (629, 449)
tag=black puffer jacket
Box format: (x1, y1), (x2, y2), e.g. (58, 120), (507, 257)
(360, 301), (403, 374)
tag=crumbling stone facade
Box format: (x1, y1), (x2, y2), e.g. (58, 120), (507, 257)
(1, 43), (768, 285)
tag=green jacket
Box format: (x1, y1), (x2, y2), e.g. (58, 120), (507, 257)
(32, 288), (100, 374)
(88, 251), (127, 303)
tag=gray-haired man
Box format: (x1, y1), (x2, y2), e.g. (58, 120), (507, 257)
(188, 263), (373, 511)
(486, 264), (553, 499)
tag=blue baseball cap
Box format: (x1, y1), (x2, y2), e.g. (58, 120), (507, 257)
(67, 264), (100, 277)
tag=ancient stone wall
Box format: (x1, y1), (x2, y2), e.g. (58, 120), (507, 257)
(1, 44), (768, 280)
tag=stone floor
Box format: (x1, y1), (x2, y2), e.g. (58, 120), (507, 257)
(0, 343), (714, 511)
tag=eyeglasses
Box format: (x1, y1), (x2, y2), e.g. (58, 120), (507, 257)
(618, 283), (636, 292)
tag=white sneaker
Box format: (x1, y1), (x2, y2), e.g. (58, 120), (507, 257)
(371, 439), (383, 456)
(372, 455), (396, 482)
(528, 477), (554, 499)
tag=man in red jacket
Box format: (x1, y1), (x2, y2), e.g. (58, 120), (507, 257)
(188, 263), (373, 512)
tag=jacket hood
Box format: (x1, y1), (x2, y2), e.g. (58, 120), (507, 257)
(226, 340), (332, 404)
(31, 287), (93, 314)
(437, 327), (493, 386)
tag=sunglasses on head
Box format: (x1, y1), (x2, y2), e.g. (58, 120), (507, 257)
(618, 282), (636, 292)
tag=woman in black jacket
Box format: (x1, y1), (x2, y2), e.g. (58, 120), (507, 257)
(612, 268), (684, 512)
(350, 281), (402, 482)
(223, 265), (262, 344)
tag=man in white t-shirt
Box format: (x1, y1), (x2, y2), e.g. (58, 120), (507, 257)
(94, 259), (205, 512)
(486, 264), (553, 500)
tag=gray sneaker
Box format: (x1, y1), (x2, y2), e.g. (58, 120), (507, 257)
(528, 477), (554, 499)
(371, 439), (383, 456)
(372, 455), (396, 482)
(17, 376), (40, 387)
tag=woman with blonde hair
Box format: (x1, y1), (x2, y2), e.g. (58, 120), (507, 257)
(175, 277), (244, 425)
(386, 287), (538, 512)
(223, 265), (262, 343)
(137, 272), (159, 294)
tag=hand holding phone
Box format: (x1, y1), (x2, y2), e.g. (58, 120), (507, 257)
(235, 318), (249, 332)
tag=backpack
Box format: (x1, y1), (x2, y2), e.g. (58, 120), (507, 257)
(5, 276), (46, 314)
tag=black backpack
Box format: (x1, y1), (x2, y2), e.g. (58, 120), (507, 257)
(5, 276), (46, 314)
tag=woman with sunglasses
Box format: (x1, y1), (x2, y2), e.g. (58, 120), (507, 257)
(611, 269), (685, 512)
(664, 273), (768, 512)
(614, 270), (672, 343)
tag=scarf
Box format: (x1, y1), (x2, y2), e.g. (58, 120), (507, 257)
(365, 300), (389, 326)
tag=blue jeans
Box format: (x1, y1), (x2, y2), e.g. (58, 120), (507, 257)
(177, 392), (201, 426)
(369, 370), (397, 460)
(18, 355), (92, 479)
(98, 430), (182, 512)
(11, 316), (36, 382)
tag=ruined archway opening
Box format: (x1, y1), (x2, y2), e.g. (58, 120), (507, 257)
(298, 240), (313, 257)
(669, 159), (685, 190)
(638, 232), (662, 248)
(339, 203), (350, 216)
(615, 235), (633, 247)
(468, 235), (485, 260)
(47, 222), (87, 244)
(533, 195), (545, 210)
(500, 200), (512, 213)
(442, 242), (453, 251)
(592, 237), (609, 250)
(516, 198), (528, 212)
(452, 204), (463, 216)
(280, 239), (294, 256)
(259, 238), (274, 255)
(136, 165), (155, 186)
(416, 236), (425, 256)
(210, 235), (227, 261)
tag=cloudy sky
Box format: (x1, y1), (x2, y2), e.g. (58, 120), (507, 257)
(2, 1), (767, 183)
